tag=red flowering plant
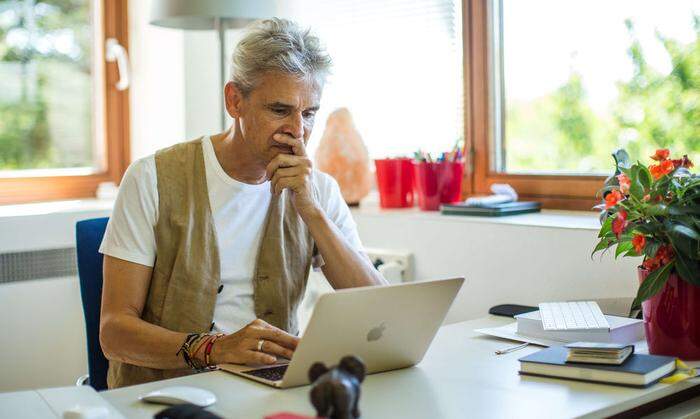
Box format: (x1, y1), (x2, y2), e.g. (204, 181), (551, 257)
(593, 149), (700, 309)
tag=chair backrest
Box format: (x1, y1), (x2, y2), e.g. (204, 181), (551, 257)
(75, 217), (110, 391)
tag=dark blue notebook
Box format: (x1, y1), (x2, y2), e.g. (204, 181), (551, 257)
(518, 346), (676, 388)
(441, 201), (541, 217)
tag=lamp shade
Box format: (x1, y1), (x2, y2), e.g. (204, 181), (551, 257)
(150, 0), (276, 30)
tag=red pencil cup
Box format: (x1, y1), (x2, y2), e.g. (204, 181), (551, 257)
(413, 161), (464, 211)
(374, 158), (414, 208)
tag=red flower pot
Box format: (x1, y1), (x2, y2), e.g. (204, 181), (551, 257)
(375, 158), (414, 208)
(638, 267), (700, 360)
(412, 161), (464, 211)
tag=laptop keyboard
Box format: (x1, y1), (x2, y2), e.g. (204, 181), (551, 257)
(241, 365), (288, 382)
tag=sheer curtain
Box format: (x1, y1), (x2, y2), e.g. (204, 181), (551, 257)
(287, 0), (463, 160)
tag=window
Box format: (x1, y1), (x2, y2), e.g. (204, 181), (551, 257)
(0, 0), (129, 204)
(291, 0), (464, 160)
(465, 0), (699, 209)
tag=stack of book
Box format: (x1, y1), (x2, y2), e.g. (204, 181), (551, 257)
(514, 310), (644, 344)
(566, 342), (634, 365)
(519, 345), (676, 388)
(440, 201), (541, 217)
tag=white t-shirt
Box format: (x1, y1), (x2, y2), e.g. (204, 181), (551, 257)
(99, 136), (363, 333)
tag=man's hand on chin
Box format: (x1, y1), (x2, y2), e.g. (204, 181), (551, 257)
(266, 133), (322, 220)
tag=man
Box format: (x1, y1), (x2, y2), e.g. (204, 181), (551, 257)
(99, 18), (386, 389)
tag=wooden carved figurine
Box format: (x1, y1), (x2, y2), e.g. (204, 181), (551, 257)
(308, 356), (366, 419)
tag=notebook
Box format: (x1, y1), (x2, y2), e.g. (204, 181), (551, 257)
(519, 346), (676, 387)
(565, 342), (634, 365)
(440, 201), (541, 217)
(514, 310), (644, 344)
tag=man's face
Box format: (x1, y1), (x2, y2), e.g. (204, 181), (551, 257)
(227, 71), (322, 163)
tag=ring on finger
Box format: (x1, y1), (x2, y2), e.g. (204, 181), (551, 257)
(257, 339), (265, 352)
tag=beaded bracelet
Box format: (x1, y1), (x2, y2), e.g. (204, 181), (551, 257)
(177, 332), (209, 370)
(205, 333), (225, 367)
(191, 334), (213, 359)
(176, 332), (224, 371)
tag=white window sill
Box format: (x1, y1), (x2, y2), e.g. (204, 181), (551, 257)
(1, 196), (602, 232)
(0, 193), (602, 254)
(0, 199), (115, 220)
(0, 199), (115, 253)
(352, 193), (601, 231)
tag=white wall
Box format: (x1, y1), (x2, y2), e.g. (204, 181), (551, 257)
(352, 209), (639, 324)
(0, 202), (111, 392)
(0, 278), (87, 392)
(183, 30), (221, 139)
(128, 0), (186, 161)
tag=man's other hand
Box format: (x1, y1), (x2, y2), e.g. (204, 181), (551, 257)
(209, 319), (299, 366)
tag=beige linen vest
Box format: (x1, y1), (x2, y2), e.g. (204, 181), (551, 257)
(107, 138), (317, 388)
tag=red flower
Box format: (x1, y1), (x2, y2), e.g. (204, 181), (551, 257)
(642, 245), (674, 271)
(612, 210), (628, 238)
(642, 256), (659, 271)
(658, 245), (674, 264)
(605, 189), (624, 208)
(650, 149), (670, 161)
(671, 155), (694, 169)
(649, 160), (675, 180)
(632, 234), (646, 254)
(616, 173), (631, 194)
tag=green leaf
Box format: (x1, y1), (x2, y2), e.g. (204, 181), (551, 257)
(615, 241), (634, 259)
(624, 248), (639, 257)
(598, 216), (613, 238)
(628, 163), (646, 199)
(635, 222), (662, 235)
(674, 254), (700, 286)
(629, 178), (645, 199)
(669, 205), (700, 216)
(631, 262), (674, 310)
(665, 221), (700, 259)
(639, 166), (653, 189)
(646, 204), (668, 216)
(612, 149), (631, 170)
(643, 240), (661, 258)
(592, 237), (615, 256)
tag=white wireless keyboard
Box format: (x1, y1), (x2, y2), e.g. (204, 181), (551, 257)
(539, 301), (610, 331)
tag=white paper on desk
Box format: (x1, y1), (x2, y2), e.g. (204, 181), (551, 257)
(475, 322), (556, 347)
(475, 322), (649, 352)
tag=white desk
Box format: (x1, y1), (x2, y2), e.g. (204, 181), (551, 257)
(0, 386), (124, 418)
(100, 316), (700, 419)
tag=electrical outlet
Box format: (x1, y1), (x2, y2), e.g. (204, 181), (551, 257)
(365, 248), (414, 283)
(298, 248), (415, 331)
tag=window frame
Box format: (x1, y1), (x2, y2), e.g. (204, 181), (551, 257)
(0, 0), (130, 205)
(461, 0), (605, 211)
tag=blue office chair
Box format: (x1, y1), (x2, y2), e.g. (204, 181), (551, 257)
(75, 217), (110, 391)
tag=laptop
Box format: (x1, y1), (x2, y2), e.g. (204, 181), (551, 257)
(219, 277), (464, 388)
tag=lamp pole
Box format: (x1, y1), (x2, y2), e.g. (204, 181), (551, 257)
(215, 17), (227, 131)
(150, 0), (276, 132)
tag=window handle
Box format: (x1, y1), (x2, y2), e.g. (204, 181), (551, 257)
(105, 38), (130, 91)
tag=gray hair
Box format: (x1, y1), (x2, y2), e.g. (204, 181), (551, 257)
(230, 18), (332, 96)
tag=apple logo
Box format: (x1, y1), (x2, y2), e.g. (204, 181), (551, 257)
(366, 322), (386, 342)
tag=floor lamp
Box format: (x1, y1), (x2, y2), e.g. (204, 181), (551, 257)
(150, 0), (275, 130)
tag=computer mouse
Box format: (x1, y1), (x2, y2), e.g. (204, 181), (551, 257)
(140, 386), (217, 407)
